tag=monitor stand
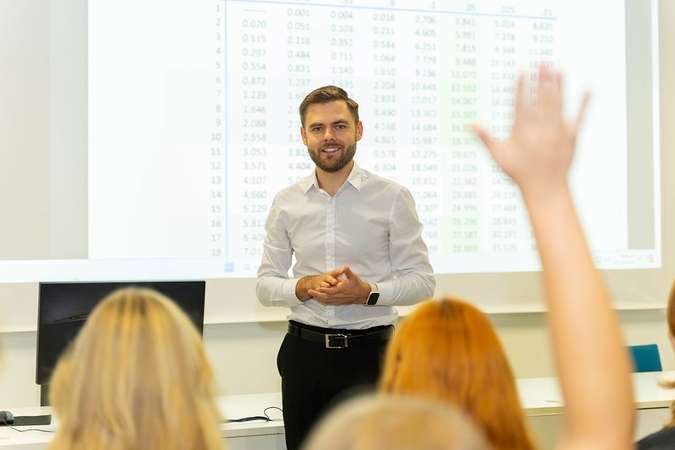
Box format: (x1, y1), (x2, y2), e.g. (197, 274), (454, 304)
(40, 384), (50, 407)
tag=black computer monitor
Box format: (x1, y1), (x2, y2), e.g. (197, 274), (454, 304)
(36, 280), (206, 395)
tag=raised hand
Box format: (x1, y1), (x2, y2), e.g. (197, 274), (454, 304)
(472, 65), (633, 450)
(471, 65), (589, 202)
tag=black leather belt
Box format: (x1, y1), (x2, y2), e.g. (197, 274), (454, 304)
(288, 321), (394, 349)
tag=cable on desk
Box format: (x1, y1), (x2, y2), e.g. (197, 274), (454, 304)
(263, 406), (283, 418)
(226, 406), (283, 423)
(227, 416), (271, 423)
(8, 425), (55, 433)
(1, 415), (55, 434)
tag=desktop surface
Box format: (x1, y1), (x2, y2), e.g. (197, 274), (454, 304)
(0, 373), (673, 449)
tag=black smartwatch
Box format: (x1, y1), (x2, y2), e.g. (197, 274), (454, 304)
(365, 283), (379, 305)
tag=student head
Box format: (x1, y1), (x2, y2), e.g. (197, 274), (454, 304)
(48, 287), (224, 450)
(302, 393), (489, 450)
(668, 280), (675, 349)
(662, 279), (675, 428)
(379, 298), (535, 450)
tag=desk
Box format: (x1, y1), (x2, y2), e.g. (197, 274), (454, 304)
(0, 393), (286, 450)
(517, 371), (675, 449)
(518, 370), (675, 413)
(0, 372), (673, 450)
(217, 393), (285, 450)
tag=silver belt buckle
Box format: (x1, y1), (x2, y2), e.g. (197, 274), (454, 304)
(325, 333), (349, 349)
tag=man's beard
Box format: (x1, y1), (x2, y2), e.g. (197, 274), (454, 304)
(308, 143), (357, 173)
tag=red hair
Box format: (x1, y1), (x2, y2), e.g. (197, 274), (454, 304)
(379, 298), (536, 450)
(664, 281), (675, 427)
(668, 281), (675, 346)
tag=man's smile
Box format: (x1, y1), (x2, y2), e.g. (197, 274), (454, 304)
(321, 146), (341, 153)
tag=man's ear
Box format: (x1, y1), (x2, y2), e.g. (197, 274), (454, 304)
(356, 121), (363, 141)
(300, 126), (308, 146)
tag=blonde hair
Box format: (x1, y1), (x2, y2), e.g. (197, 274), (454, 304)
(48, 287), (225, 450)
(302, 393), (490, 450)
(380, 298), (535, 450)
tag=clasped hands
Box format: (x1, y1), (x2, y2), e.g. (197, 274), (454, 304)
(295, 265), (370, 305)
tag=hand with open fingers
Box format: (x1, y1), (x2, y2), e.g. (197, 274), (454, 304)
(471, 65), (589, 202)
(307, 265), (371, 306)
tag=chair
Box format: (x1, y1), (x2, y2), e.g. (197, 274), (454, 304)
(627, 344), (663, 372)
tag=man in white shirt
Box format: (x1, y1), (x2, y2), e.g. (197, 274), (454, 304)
(256, 85), (435, 450)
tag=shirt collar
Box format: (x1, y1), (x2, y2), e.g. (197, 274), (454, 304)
(301, 162), (364, 194)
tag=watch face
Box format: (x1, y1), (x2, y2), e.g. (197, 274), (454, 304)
(367, 292), (380, 305)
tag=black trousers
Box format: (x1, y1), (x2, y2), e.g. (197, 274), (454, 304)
(277, 322), (389, 450)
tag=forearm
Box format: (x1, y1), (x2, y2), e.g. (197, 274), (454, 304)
(375, 270), (436, 306)
(525, 188), (634, 449)
(473, 66), (631, 449)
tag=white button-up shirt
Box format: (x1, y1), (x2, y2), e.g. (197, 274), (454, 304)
(256, 163), (436, 329)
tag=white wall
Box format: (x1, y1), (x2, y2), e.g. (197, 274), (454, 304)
(0, 308), (672, 408)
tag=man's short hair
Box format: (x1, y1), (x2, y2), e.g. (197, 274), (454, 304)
(299, 85), (359, 127)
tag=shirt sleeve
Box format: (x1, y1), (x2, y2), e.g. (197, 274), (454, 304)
(255, 198), (303, 308)
(375, 186), (436, 306)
